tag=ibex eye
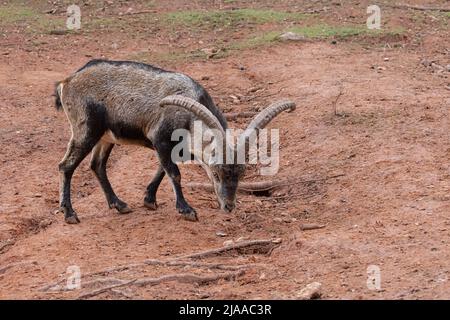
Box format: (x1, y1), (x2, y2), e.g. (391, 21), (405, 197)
(213, 172), (220, 180)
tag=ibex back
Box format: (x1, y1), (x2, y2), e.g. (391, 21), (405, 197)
(55, 59), (295, 224)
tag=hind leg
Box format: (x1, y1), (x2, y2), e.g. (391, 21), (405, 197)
(90, 141), (131, 214)
(59, 137), (99, 224)
(144, 163), (165, 210)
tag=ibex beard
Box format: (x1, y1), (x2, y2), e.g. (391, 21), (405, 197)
(54, 59), (295, 224)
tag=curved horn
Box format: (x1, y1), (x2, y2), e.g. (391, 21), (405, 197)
(244, 100), (296, 133)
(237, 100), (295, 159)
(160, 95), (225, 136)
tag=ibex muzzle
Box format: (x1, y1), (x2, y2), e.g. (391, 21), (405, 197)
(54, 59), (295, 224)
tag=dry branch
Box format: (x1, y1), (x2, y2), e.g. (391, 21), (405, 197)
(178, 239), (282, 260)
(300, 223), (326, 231)
(143, 259), (255, 271)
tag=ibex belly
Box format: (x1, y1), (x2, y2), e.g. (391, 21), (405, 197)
(101, 130), (151, 147)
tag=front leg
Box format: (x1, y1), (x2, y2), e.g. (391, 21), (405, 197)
(155, 142), (198, 221)
(144, 164), (165, 210)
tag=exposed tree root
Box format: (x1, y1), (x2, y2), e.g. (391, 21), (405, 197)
(40, 239), (281, 299)
(77, 270), (244, 299)
(0, 260), (36, 275)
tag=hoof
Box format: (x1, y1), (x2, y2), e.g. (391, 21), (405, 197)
(65, 215), (80, 224)
(144, 200), (158, 211)
(181, 212), (199, 222)
(117, 205), (132, 214)
(178, 206), (198, 222)
(111, 201), (132, 214)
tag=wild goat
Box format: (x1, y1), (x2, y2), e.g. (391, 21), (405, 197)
(54, 59), (295, 224)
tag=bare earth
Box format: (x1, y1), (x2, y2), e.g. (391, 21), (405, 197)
(0, 0), (449, 299)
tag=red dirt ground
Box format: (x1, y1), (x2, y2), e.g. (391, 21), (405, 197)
(0, 0), (449, 299)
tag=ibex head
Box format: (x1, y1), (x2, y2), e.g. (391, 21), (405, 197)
(160, 95), (296, 213)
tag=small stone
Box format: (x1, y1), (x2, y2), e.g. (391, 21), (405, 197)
(296, 282), (322, 300)
(216, 231), (227, 237)
(223, 240), (234, 247)
(431, 63), (444, 73)
(421, 59), (433, 67)
(384, 57), (390, 61)
(278, 32), (308, 42)
(272, 238), (282, 244)
(273, 217), (283, 223)
(39, 219), (52, 229)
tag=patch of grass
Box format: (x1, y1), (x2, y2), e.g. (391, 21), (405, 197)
(0, 4), (67, 33)
(286, 24), (405, 39)
(0, 4), (37, 25)
(164, 9), (306, 29)
(229, 31), (280, 50)
(287, 25), (366, 39)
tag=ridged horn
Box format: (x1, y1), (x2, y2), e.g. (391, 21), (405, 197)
(244, 100), (296, 133)
(160, 95), (225, 136)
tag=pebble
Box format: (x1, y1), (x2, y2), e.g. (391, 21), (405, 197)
(223, 240), (234, 247)
(278, 32), (308, 42)
(216, 231), (227, 237)
(296, 282), (322, 300)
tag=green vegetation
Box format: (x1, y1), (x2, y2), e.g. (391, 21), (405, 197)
(164, 9), (306, 28)
(0, 4), (36, 25)
(285, 24), (404, 39)
(0, 4), (66, 33)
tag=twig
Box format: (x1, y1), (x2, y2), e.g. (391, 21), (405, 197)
(300, 223), (326, 231)
(0, 239), (15, 253)
(333, 86), (344, 116)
